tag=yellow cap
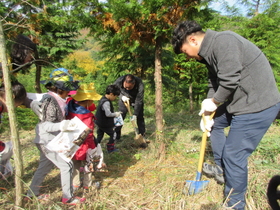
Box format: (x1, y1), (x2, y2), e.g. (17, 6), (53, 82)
(72, 83), (101, 101)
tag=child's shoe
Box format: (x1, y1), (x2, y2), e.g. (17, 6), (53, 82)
(62, 196), (86, 205)
(106, 143), (119, 153)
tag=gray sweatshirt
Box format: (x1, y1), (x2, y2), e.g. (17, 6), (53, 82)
(199, 29), (280, 115)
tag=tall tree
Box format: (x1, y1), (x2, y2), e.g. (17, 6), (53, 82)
(73, 0), (213, 141)
(0, 21), (24, 207)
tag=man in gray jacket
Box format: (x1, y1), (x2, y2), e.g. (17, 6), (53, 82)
(172, 20), (280, 210)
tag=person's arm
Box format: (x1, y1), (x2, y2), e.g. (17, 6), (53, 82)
(102, 101), (116, 117)
(40, 120), (75, 133)
(40, 121), (62, 132)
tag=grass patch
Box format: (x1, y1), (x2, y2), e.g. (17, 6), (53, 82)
(0, 110), (279, 209)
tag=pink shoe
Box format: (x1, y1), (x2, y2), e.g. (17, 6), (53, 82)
(62, 196), (86, 205)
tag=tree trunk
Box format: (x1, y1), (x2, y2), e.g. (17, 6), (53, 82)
(0, 22), (23, 208)
(34, 46), (42, 93)
(35, 65), (42, 93)
(154, 37), (163, 141)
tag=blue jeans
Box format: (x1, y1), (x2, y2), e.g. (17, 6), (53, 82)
(210, 102), (280, 210)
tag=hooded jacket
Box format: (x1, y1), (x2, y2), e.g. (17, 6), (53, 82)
(66, 98), (96, 160)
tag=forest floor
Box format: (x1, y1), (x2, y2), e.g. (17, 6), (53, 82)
(0, 111), (279, 210)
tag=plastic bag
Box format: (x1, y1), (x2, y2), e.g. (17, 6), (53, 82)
(114, 114), (124, 127)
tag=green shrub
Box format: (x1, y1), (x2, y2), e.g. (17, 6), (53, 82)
(0, 108), (38, 134)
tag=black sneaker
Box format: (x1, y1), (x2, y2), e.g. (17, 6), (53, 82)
(202, 162), (225, 184)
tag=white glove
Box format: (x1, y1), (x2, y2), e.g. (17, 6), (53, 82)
(59, 120), (78, 132)
(199, 98), (218, 116)
(130, 115), (137, 122)
(114, 111), (122, 117)
(30, 100), (42, 120)
(122, 96), (130, 102)
(200, 115), (214, 137)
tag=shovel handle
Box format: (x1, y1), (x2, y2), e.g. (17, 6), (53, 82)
(197, 112), (215, 179)
(124, 100), (138, 131)
(124, 100), (133, 116)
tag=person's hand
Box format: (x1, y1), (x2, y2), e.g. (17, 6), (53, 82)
(122, 96), (130, 103)
(114, 111), (122, 117)
(59, 120), (77, 132)
(200, 115), (214, 137)
(130, 115), (137, 122)
(30, 100), (42, 120)
(199, 98), (218, 116)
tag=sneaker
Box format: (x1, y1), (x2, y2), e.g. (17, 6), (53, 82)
(202, 162), (225, 184)
(107, 143), (119, 153)
(24, 194), (50, 202)
(62, 196), (86, 205)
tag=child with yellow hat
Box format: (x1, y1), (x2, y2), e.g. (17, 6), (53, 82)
(66, 83), (105, 193)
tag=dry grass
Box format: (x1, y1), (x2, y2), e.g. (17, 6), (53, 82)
(0, 115), (279, 210)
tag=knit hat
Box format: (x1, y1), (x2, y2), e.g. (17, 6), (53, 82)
(72, 83), (101, 101)
(41, 68), (79, 91)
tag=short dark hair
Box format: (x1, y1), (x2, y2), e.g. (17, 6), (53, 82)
(0, 80), (27, 105)
(106, 84), (120, 96)
(172, 20), (203, 54)
(124, 74), (135, 84)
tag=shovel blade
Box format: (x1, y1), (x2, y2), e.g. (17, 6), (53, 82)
(183, 180), (209, 195)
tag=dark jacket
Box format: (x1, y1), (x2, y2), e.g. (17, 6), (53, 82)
(199, 29), (280, 115)
(95, 96), (115, 128)
(114, 75), (144, 116)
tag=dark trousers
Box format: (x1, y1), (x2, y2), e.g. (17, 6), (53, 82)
(210, 103), (232, 167)
(115, 101), (145, 139)
(96, 126), (116, 144)
(210, 102), (280, 210)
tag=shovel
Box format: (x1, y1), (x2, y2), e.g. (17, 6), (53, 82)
(183, 112), (215, 195)
(124, 100), (147, 148)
